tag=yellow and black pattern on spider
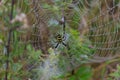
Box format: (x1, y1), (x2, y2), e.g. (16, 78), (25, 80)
(55, 34), (67, 48)
(56, 34), (63, 43)
(54, 16), (68, 48)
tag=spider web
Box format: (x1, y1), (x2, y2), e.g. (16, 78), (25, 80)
(64, 0), (120, 62)
(1, 0), (120, 63)
(83, 0), (120, 62)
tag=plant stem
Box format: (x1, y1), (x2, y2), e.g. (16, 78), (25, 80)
(5, 0), (14, 80)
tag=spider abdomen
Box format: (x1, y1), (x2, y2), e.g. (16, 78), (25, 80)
(57, 37), (62, 43)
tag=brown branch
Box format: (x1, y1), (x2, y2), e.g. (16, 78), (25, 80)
(5, 0), (15, 80)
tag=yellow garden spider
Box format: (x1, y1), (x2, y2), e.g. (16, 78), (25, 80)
(55, 33), (67, 48)
(54, 16), (69, 48)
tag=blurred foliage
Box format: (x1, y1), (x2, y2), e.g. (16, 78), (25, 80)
(0, 30), (42, 80)
(68, 66), (92, 80)
(108, 65), (120, 80)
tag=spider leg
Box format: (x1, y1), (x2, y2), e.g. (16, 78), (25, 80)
(62, 42), (70, 50)
(62, 42), (67, 47)
(55, 43), (59, 48)
(62, 35), (66, 41)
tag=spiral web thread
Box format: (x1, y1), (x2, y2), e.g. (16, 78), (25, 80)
(32, 0), (120, 62)
(0, 0), (120, 63)
(84, 0), (120, 62)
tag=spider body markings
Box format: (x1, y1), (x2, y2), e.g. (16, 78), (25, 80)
(55, 34), (67, 48)
(54, 16), (68, 48)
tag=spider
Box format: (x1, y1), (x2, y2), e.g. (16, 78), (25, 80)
(54, 16), (67, 48)
(54, 33), (67, 48)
